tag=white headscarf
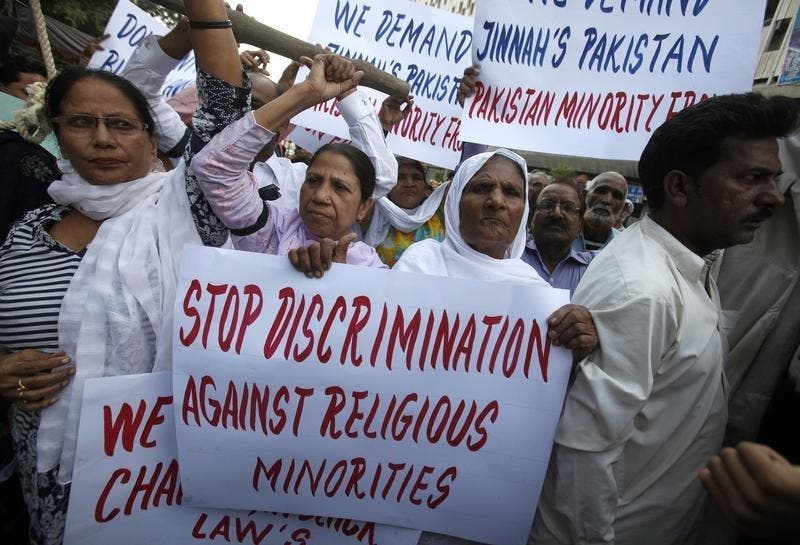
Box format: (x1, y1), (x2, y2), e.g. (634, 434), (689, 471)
(394, 149), (548, 287)
(363, 181), (449, 246)
(38, 158), (200, 484)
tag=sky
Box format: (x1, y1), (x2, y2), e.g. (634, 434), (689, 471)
(234, 0), (320, 78)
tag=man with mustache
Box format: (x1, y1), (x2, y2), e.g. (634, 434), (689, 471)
(531, 93), (797, 545)
(523, 181), (595, 296)
(574, 171), (628, 251)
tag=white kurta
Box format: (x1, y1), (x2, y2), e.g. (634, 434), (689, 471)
(531, 215), (728, 545)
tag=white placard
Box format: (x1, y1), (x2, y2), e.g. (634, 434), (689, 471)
(293, 0), (473, 169)
(87, 0), (196, 99)
(289, 125), (352, 155)
(172, 245), (572, 545)
(64, 372), (420, 545)
(460, 0), (767, 160)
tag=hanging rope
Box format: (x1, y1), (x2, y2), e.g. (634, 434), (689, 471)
(0, 0), (57, 144)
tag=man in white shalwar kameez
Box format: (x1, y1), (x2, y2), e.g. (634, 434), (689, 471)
(530, 93), (799, 545)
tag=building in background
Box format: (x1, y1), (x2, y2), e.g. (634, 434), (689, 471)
(755, 0), (800, 96)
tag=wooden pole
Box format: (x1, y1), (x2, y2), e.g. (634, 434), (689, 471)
(151, 0), (410, 98)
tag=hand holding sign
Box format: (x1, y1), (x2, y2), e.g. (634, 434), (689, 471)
(547, 303), (598, 361)
(288, 232), (358, 278)
(457, 64), (480, 107)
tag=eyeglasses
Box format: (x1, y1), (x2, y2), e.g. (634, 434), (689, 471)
(50, 114), (149, 136)
(536, 200), (580, 215)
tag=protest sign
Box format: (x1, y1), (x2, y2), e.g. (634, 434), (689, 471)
(293, 0), (473, 169)
(172, 245), (572, 545)
(88, 0), (196, 99)
(64, 372), (420, 545)
(460, 0), (767, 160)
(289, 125), (352, 155)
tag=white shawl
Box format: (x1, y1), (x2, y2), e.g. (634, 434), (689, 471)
(394, 149), (548, 288)
(363, 181), (449, 246)
(38, 159), (200, 483)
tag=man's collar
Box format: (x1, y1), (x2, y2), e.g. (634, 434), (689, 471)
(527, 237), (594, 265)
(640, 214), (707, 282)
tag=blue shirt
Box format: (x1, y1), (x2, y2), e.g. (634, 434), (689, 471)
(523, 239), (596, 296)
(572, 228), (620, 252)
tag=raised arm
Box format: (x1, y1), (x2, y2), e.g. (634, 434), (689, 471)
(120, 20), (192, 160)
(191, 54), (363, 251)
(340, 92), (399, 199)
(184, 0), (242, 87)
(180, 0), (251, 246)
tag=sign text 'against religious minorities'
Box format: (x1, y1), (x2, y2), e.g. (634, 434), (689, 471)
(171, 246), (571, 545)
(294, 0), (473, 168)
(64, 373), (420, 545)
(460, 0), (767, 160)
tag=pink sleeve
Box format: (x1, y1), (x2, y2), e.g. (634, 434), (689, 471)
(346, 241), (389, 269)
(192, 113), (276, 232)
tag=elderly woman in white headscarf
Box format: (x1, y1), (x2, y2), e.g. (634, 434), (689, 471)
(396, 149), (542, 282)
(396, 149), (598, 545)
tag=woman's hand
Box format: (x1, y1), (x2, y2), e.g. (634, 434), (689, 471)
(0, 350), (75, 411)
(299, 54), (364, 105)
(79, 33), (110, 67)
(379, 95), (414, 132)
(240, 49), (270, 75)
(288, 233), (357, 278)
(547, 304), (598, 361)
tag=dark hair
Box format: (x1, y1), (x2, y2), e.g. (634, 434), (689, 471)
(639, 93), (800, 210)
(0, 54), (46, 85)
(537, 179), (580, 203)
(397, 157), (427, 182)
(45, 68), (156, 136)
(309, 143), (376, 202)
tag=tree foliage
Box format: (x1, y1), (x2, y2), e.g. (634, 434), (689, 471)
(548, 164), (577, 181)
(37, 0), (179, 37)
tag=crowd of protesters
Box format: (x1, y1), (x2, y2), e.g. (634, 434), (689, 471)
(1, 1), (800, 544)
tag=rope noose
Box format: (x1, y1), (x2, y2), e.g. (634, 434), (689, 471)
(0, 0), (58, 144)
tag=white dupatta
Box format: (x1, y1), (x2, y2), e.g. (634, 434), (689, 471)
(38, 159), (200, 483)
(363, 181), (449, 246)
(394, 149), (548, 288)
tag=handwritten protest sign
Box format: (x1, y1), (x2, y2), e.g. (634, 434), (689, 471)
(64, 372), (420, 545)
(88, 0), (196, 99)
(293, 0), (473, 169)
(172, 246), (572, 545)
(460, 0), (767, 160)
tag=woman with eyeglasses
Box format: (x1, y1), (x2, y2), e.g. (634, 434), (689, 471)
(0, 2), (250, 542)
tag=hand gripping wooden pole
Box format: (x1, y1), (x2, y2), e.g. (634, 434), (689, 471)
(152, 0), (411, 98)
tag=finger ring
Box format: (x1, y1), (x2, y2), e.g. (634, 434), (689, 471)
(17, 378), (28, 391)
(18, 389), (24, 398)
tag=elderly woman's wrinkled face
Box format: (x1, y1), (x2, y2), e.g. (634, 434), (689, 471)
(55, 78), (156, 185)
(459, 156), (526, 259)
